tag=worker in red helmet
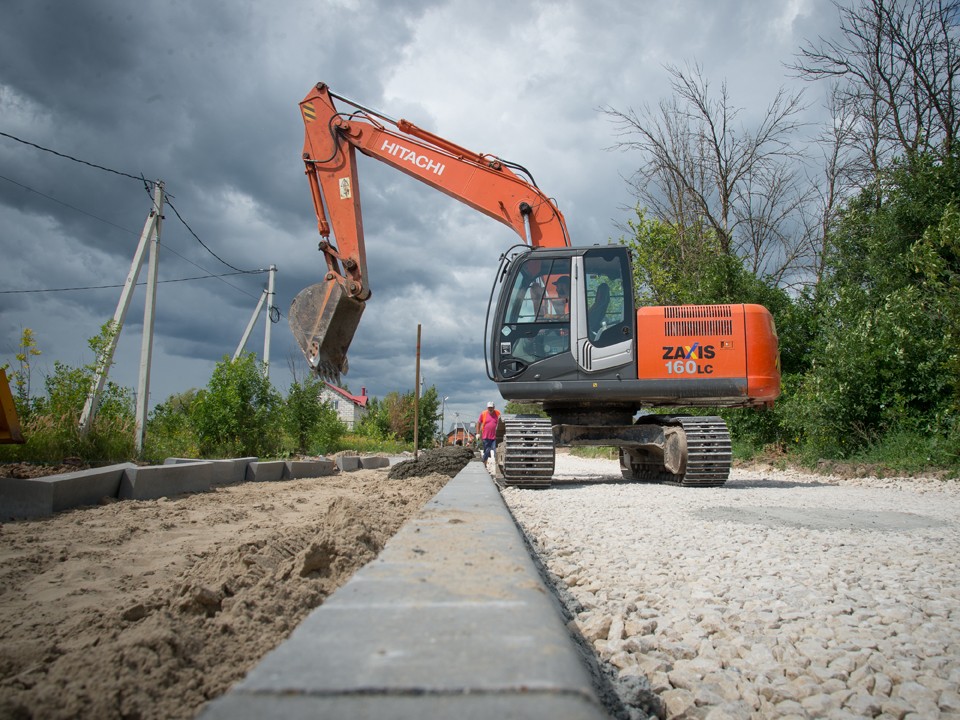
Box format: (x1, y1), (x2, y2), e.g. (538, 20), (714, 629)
(477, 401), (501, 465)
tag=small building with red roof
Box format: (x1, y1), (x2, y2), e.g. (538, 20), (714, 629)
(320, 383), (369, 430)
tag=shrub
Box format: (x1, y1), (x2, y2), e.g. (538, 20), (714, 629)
(284, 376), (345, 455)
(190, 354), (283, 458)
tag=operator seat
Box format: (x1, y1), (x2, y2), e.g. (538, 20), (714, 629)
(588, 282), (610, 330)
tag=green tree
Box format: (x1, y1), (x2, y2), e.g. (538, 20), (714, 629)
(383, 391), (414, 441)
(143, 389), (200, 462)
(912, 201), (960, 411)
(284, 376), (345, 454)
(355, 395), (393, 441)
(190, 353), (283, 458)
(788, 154), (960, 454)
(2, 327), (42, 419)
(416, 386), (440, 449)
(1, 323), (136, 462)
(370, 386), (441, 448)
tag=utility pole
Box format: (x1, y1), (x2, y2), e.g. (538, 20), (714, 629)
(79, 181), (164, 439)
(134, 184), (163, 453)
(234, 290), (267, 361)
(440, 395), (449, 445)
(263, 264), (276, 377)
(413, 323), (421, 460)
(233, 265), (277, 378)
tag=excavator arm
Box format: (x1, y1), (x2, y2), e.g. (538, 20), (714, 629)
(290, 82), (570, 380)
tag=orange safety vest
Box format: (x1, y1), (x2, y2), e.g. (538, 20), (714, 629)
(478, 409), (500, 440)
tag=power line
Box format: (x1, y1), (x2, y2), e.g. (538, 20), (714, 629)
(0, 131), (261, 275)
(0, 167), (268, 302)
(165, 197), (249, 273)
(0, 270), (267, 294)
(161, 243), (267, 303)
(0, 130), (148, 185)
(0, 172), (139, 235)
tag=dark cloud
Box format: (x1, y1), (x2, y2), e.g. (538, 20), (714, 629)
(1, 0), (842, 430)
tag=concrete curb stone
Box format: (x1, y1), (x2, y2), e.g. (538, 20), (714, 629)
(245, 461), (287, 482)
(359, 456), (389, 469)
(335, 455), (360, 472)
(120, 461), (213, 501)
(0, 463), (138, 520)
(164, 457), (257, 485)
(197, 461), (611, 719)
(285, 459), (336, 478)
(2, 454), (395, 519)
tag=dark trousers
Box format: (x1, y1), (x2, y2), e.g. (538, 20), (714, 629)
(482, 438), (496, 462)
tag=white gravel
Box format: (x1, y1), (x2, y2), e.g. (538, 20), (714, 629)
(500, 452), (960, 720)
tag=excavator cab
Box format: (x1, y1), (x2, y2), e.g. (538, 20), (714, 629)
(489, 245), (636, 390)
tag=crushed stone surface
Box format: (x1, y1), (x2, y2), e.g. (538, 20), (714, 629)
(502, 452), (960, 720)
(0, 468), (448, 720)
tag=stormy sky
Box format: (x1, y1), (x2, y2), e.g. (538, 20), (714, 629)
(0, 0), (841, 433)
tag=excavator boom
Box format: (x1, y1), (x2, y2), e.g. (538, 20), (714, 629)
(292, 82), (569, 380)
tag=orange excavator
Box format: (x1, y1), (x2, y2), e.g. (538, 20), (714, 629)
(291, 83), (780, 487)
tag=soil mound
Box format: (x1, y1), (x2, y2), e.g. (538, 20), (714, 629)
(388, 446), (475, 480)
(0, 469), (448, 719)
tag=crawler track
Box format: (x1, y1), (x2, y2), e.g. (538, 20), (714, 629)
(619, 415), (731, 487)
(496, 417), (555, 487)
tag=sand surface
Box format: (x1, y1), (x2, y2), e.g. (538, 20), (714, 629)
(0, 468), (448, 719)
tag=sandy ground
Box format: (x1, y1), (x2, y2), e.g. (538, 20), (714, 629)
(0, 468), (449, 720)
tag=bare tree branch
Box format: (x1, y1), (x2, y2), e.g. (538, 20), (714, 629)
(791, 0), (960, 167)
(602, 62), (808, 285)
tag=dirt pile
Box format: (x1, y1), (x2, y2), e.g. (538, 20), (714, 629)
(0, 461), (92, 479)
(388, 445), (475, 480)
(0, 468), (449, 720)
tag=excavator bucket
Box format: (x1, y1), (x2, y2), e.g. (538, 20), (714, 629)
(0, 369), (25, 444)
(289, 279), (365, 383)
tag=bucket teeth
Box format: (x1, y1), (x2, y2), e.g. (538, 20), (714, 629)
(289, 280), (364, 381)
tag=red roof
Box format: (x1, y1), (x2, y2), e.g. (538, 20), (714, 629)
(323, 382), (369, 408)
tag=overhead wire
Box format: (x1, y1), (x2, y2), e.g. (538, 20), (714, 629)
(0, 270), (267, 294)
(0, 172), (138, 235)
(0, 172), (269, 303)
(0, 130), (150, 185)
(0, 130), (264, 276)
(164, 197), (250, 273)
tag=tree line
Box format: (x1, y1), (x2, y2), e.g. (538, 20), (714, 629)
(1, 324), (446, 464)
(609, 0), (959, 471)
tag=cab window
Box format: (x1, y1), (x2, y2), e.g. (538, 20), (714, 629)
(584, 250), (630, 347)
(502, 257), (571, 363)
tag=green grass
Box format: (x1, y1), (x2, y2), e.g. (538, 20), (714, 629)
(568, 446), (618, 460)
(330, 433), (414, 455)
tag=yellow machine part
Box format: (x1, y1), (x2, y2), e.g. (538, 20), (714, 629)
(0, 368), (25, 444)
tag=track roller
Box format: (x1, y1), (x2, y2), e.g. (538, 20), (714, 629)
(619, 415), (731, 487)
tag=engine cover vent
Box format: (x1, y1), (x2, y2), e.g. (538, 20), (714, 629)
(663, 305), (734, 337)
